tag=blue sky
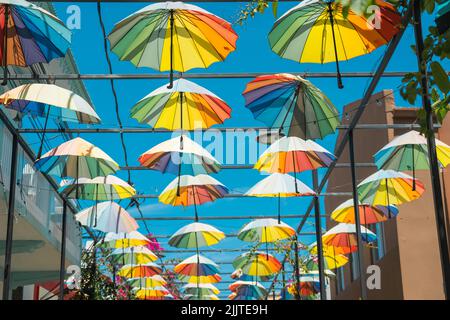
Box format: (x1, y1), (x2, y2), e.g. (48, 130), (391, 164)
(23, 1), (442, 298)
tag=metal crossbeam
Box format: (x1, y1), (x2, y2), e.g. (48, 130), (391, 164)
(133, 192), (352, 199)
(133, 214), (327, 221)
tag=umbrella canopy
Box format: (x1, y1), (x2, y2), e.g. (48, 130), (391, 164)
(59, 175), (136, 200)
(118, 262), (162, 278)
(0, 0), (71, 83)
(174, 254), (220, 277)
(232, 251), (281, 276)
(229, 281), (267, 299)
(287, 276), (320, 297)
(374, 130), (450, 189)
(183, 283), (220, 295)
(110, 246), (158, 265)
(255, 136), (336, 173)
(159, 174), (229, 207)
(103, 231), (151, 249)
(131, 79), (231, 130)
(127, 275), (167, 288)
(0, 83), (99, 123)
(305, 253), (347, 272)
(184, 294), (219, 300)
(268, 0), (400, 88)
(178, 274), (222, 284)
(75, 201), (138, 233)
(357, 170), (425, 207)
(331, 199), (399, 225)
(133, 286), (170, 299)
(322, 223), (377, 254)
(138, 135), (220, 176)
(243, 74), (339, 139)
(238, 218), (296, 243)
(108, 1), (237, 87)
(35, 137), (119, 179)
(169, 222), (225, 248)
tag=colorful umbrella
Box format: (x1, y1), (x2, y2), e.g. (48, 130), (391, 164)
(59, 175), (136, 200)
(75, 201), (138, 233)
(287, 276), (320, 297)
(169, 222), (225, 248)
(243, 74), (339, 139)
(322, 223), (377, 254)
(374, 130), (450, 190)
(255, 136), (336, 173)
(183, 283), (220, 295)
(127, 275), (167, 288)
(232, 251), (281, 276)
(331, 199), (399, 225)
(108, 1), (237, 87)
(131, 79), (231, 130)
(110, 246), (158, 265)
(304, 252), (347, 272)
(178, 274), (222, 284)
(245, 173), (315, 222)
(357, 170), (425, 210)
(133, 286), (170, 299)
(103, 231), (151, 249)
(174, 254), (220, 277)
(35, 137), (119, 179)
(118, 262), (162, 278)
(238, 218), (296, 243)
(184, 294), (219, 300)
(268, 0), (401, 88)
(229, 281), (267, 299)
(138, 135), (221, 176)
(0, 0), (71, 84)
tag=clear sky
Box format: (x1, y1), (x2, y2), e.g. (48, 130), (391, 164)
(27, 1), (443, 298)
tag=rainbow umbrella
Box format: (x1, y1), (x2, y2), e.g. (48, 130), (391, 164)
(184, 294), (219, 300)
(131, 79), (231, 131)
(322, 223), (377, 254)
(232, 252), (281, 276)
(331, 199), (399, 225)
(178, 274), (222, 284)
(108, 1), (237, 88)
(75, 201), (138, 233)
(374, 130), (450, 190)
(127, 275), (167, 288)
(304, 253), (347, 272)
(255, 136), (336, 173)
(118, 263), (162, 278)
(287, 275), (320, 297)
(268, 0), (401, 88)
(229, 281), (267, 299)
(0, 0), (71, 84)
(174, 254), (220, 277)
(133, 286), (170, 299)
(357, 170), (425, 211)
(169, 222), (225, 248)
(183, 283), (220, 295)
(110, 246), (158, 265)
(138, 135), (221, 176)
(243, 74), (339, 139)
(245, 173), (315, 222)
(35, 137), (119, 179)
(103, 231), (151, 249)
(59, 175), (136, 201)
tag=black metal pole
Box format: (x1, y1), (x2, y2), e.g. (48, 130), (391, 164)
(312, 170), (326, 300)
(293, 235), (301, 300)
(167, 9), (174, 89)
(2, 4), (9, 86)
(413, 0), (450, 298)
(281, 261), (286, 300)
(2, 134), (18, 300)
(327, 2), (344, 89)
(58, 201), (68, 300)
(348, 129), (367, 299)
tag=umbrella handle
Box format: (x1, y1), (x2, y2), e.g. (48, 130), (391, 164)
(167, 9), (175, 89)
(412, 145), (416, 191)
(1, 4), (9, 86)
(327, 3), (344, 89)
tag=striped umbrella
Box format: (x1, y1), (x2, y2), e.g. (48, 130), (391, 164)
(243, 74), (339, 139)
(233, 251), (281, 276)
(245, 173), (315, 223)
(305, 253), (347, 272)
(322, 223), (377, 254)
(108, 1), (237, 87)
(174, 254), (220, 277)
(374, 130), (450, 190)
(103, 231), (151, 249)
(118, 263), (163, 278)
(331, 199), (399, 225)
(229, 281), (267, 300)
(133, 286), (170, 299)
(131, 79), (231, 131)
(357, 170), (425, 210)
(184, 294), (219, 300)
(178, 274), (222, 284)
(75, 201), (138, 233)
(127, 275), (167, 288)
(169, 222), (225, 248)
(35, 137), (118, 179)
(183, 283), (220, 295)
(109, 246), (158, 265)
(255, 136), (336, 173)
(138, 135), (221, 176)
(268, 0), (401, 88)
(59, 175), (136, 201)
(0, 0), (71, 84)
(287, 275), (320, 297)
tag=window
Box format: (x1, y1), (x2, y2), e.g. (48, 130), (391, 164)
(350, 252), (360, 281)
(336, 267), (345, 294)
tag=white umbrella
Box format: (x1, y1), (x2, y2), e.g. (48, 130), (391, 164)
(75, 201), (138, 233)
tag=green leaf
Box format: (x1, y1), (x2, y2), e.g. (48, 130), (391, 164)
(431, 61), (450, 94)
